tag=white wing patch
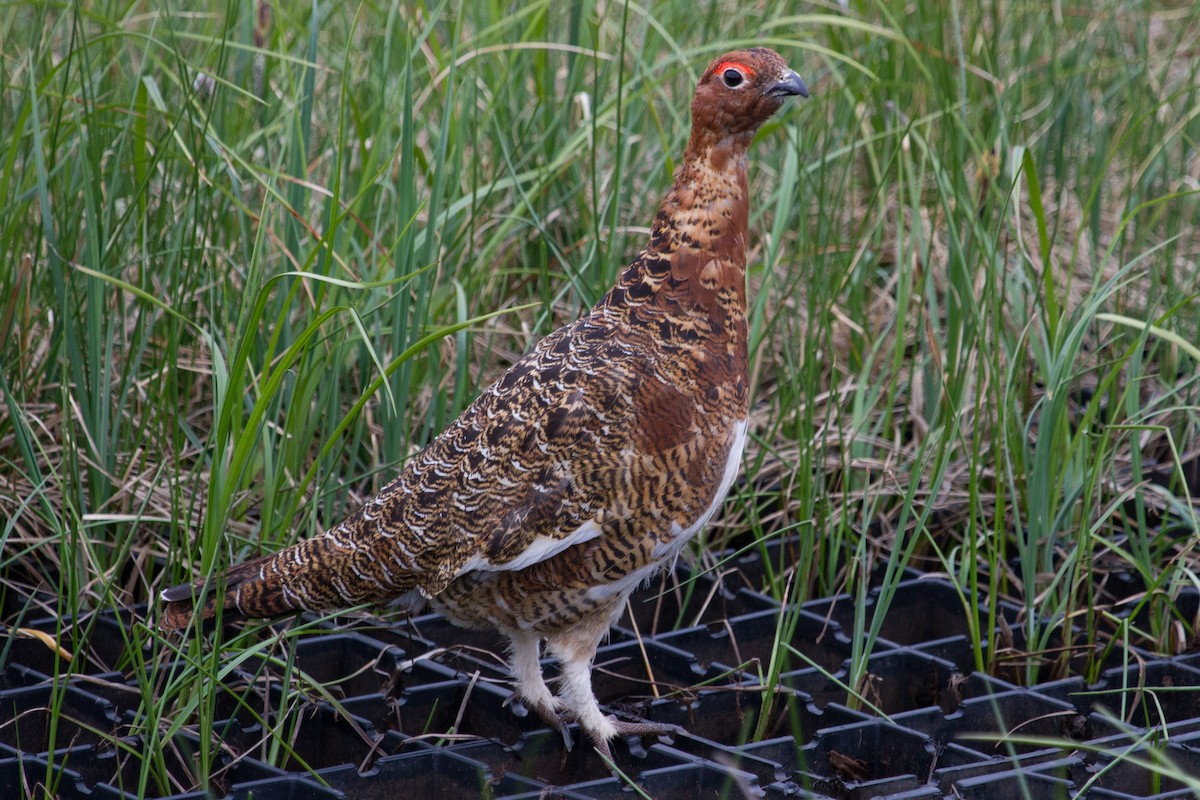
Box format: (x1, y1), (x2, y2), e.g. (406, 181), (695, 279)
(457, 518), (606, 576)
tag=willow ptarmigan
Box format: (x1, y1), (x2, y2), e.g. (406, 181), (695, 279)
(162, 47), (808, 758)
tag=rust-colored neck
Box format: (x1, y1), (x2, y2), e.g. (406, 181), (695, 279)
(601, 140), (750, 321)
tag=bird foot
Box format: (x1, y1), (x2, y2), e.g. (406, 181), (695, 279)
(608, 719), (682, 738)
(589, 717), (682, 762)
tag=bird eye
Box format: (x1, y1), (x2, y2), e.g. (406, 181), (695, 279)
(722, 68), (744, 88)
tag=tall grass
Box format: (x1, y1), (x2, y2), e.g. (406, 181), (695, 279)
(2, 0), (1198, 794)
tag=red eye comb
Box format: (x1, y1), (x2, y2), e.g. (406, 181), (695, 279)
(714, 61), (755, 78)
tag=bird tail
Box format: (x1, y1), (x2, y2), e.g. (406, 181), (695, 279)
(159, 553), (280, 630)
(158, 532), (419, 630)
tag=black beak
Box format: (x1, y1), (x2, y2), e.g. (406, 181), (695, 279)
(767, 70), (809, 99)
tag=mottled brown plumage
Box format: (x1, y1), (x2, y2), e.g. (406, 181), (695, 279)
(161, 47), (807, 757)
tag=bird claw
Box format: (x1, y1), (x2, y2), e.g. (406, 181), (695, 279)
(537, 704), (575, 752)
(506, 692), (575, 750)
(555, 717), (575, 752)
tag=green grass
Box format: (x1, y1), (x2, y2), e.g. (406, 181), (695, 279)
(2, 0), (1199, 796)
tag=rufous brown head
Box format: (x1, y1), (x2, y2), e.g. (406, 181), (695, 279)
(689, 47), (808, 149)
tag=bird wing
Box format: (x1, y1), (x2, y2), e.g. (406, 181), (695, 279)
(161, 305), (702, 624)
(333, 308), (682, 599)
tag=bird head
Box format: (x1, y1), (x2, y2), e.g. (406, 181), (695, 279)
(689, 47), (808, 150)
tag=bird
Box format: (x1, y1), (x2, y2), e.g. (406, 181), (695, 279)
(161, 47), (808, 759)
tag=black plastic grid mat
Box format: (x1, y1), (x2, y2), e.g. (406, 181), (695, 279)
(2, 555), (1198, 799)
